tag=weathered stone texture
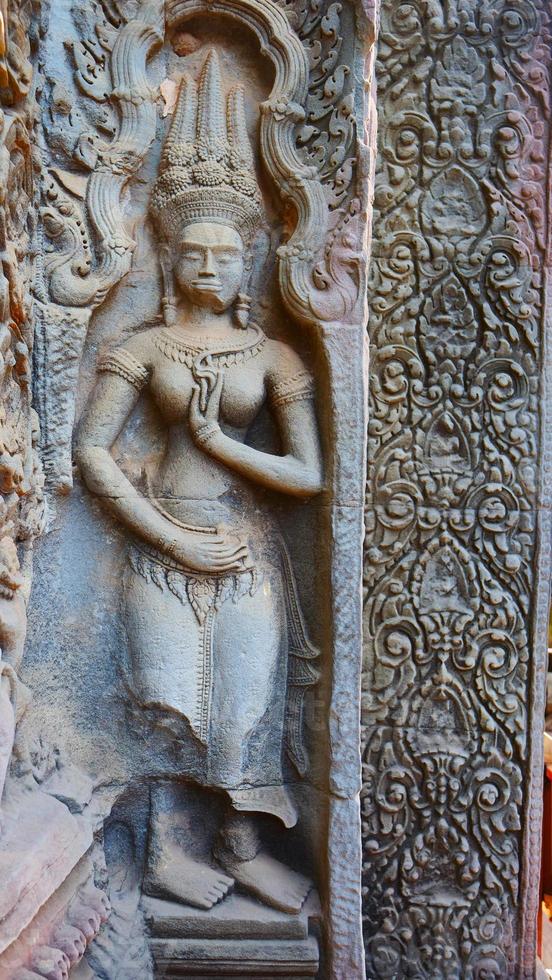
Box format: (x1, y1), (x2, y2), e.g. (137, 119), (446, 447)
(0, 0), (43, 805)
(0, 5), (110, 980)
(363, 1), (552, 976)
(9, 0), (377, 975)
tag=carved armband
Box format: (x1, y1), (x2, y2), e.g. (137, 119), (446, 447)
(269, 369), (315, 409)
(97, 348), (150, 391)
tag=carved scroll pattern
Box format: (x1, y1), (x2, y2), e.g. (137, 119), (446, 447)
(363, 1), (551, 976)
(40, 0), (162, 308)
(35, 0), (162, 491)
(271, 0), (367, 325)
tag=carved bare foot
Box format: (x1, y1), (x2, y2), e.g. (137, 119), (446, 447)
(143, 849), (234, 910)
(222, 850), (312, 913)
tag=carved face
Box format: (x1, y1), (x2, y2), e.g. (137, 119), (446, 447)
(173, 222), (245, 312)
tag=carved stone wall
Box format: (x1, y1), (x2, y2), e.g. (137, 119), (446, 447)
(0, 0), (43, 784)
(0, 0), (46, 809)
(363, 1), (552, 977)
(0, 5), (107, 980)
(4, 0), (552, 977)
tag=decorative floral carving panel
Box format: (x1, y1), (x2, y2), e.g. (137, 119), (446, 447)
(363, 1), (552, 976)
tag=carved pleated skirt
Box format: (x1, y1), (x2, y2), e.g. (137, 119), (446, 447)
(121, 489), (317, 828)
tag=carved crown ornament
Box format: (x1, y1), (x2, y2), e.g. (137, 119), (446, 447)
(149, 50), (265, 243)
(165, 0), (367, 327)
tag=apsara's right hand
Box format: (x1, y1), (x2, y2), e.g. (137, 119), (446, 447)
(168, 530), (251, 575)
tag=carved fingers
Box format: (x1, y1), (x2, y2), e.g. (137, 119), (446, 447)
(189, 364), (224, 448)
(30, 945), (70, 980)
(10, 885), (109, 979)
(169, 530), (251, 575)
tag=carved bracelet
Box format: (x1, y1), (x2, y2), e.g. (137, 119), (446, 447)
(194, 422), (221, 449)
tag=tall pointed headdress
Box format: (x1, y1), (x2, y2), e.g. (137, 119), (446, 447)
(150, 50), (263, 244)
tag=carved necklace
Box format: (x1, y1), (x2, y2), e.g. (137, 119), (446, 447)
(153, 323), (266, 368)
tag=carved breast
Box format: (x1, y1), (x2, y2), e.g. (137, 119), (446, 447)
(149, 359), (267, 432)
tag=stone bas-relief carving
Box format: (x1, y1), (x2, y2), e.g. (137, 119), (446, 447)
(0, 0), (50, 809)
(4, 0), (550, 971)
(35, 0), (367, 496)
(19, 0), (373, 971)
(3, 881), (110, 980)
(362, 0), (552, 977)
(0, 39), (41, 809)
(77, 48), (322, 917)
(0, 3), (108, 980)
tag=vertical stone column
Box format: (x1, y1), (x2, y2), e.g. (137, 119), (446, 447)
(363, 1), (552, 976)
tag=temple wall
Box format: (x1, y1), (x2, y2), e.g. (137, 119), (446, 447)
(1, 0), (552, 977)
(0, 0), (376, 977)
(0, 3), (109, 978)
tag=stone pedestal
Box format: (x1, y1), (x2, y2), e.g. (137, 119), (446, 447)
(144, 892), (320, 978)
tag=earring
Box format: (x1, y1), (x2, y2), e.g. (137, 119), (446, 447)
(234, 293), (251, 329)
(162, 295), (177, 328)
(160, 245), (177, 328)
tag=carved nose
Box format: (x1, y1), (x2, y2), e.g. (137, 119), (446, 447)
(199, 249), (217, 276)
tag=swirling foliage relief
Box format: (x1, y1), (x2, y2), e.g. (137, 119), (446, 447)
(363, 0), (552, 976)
